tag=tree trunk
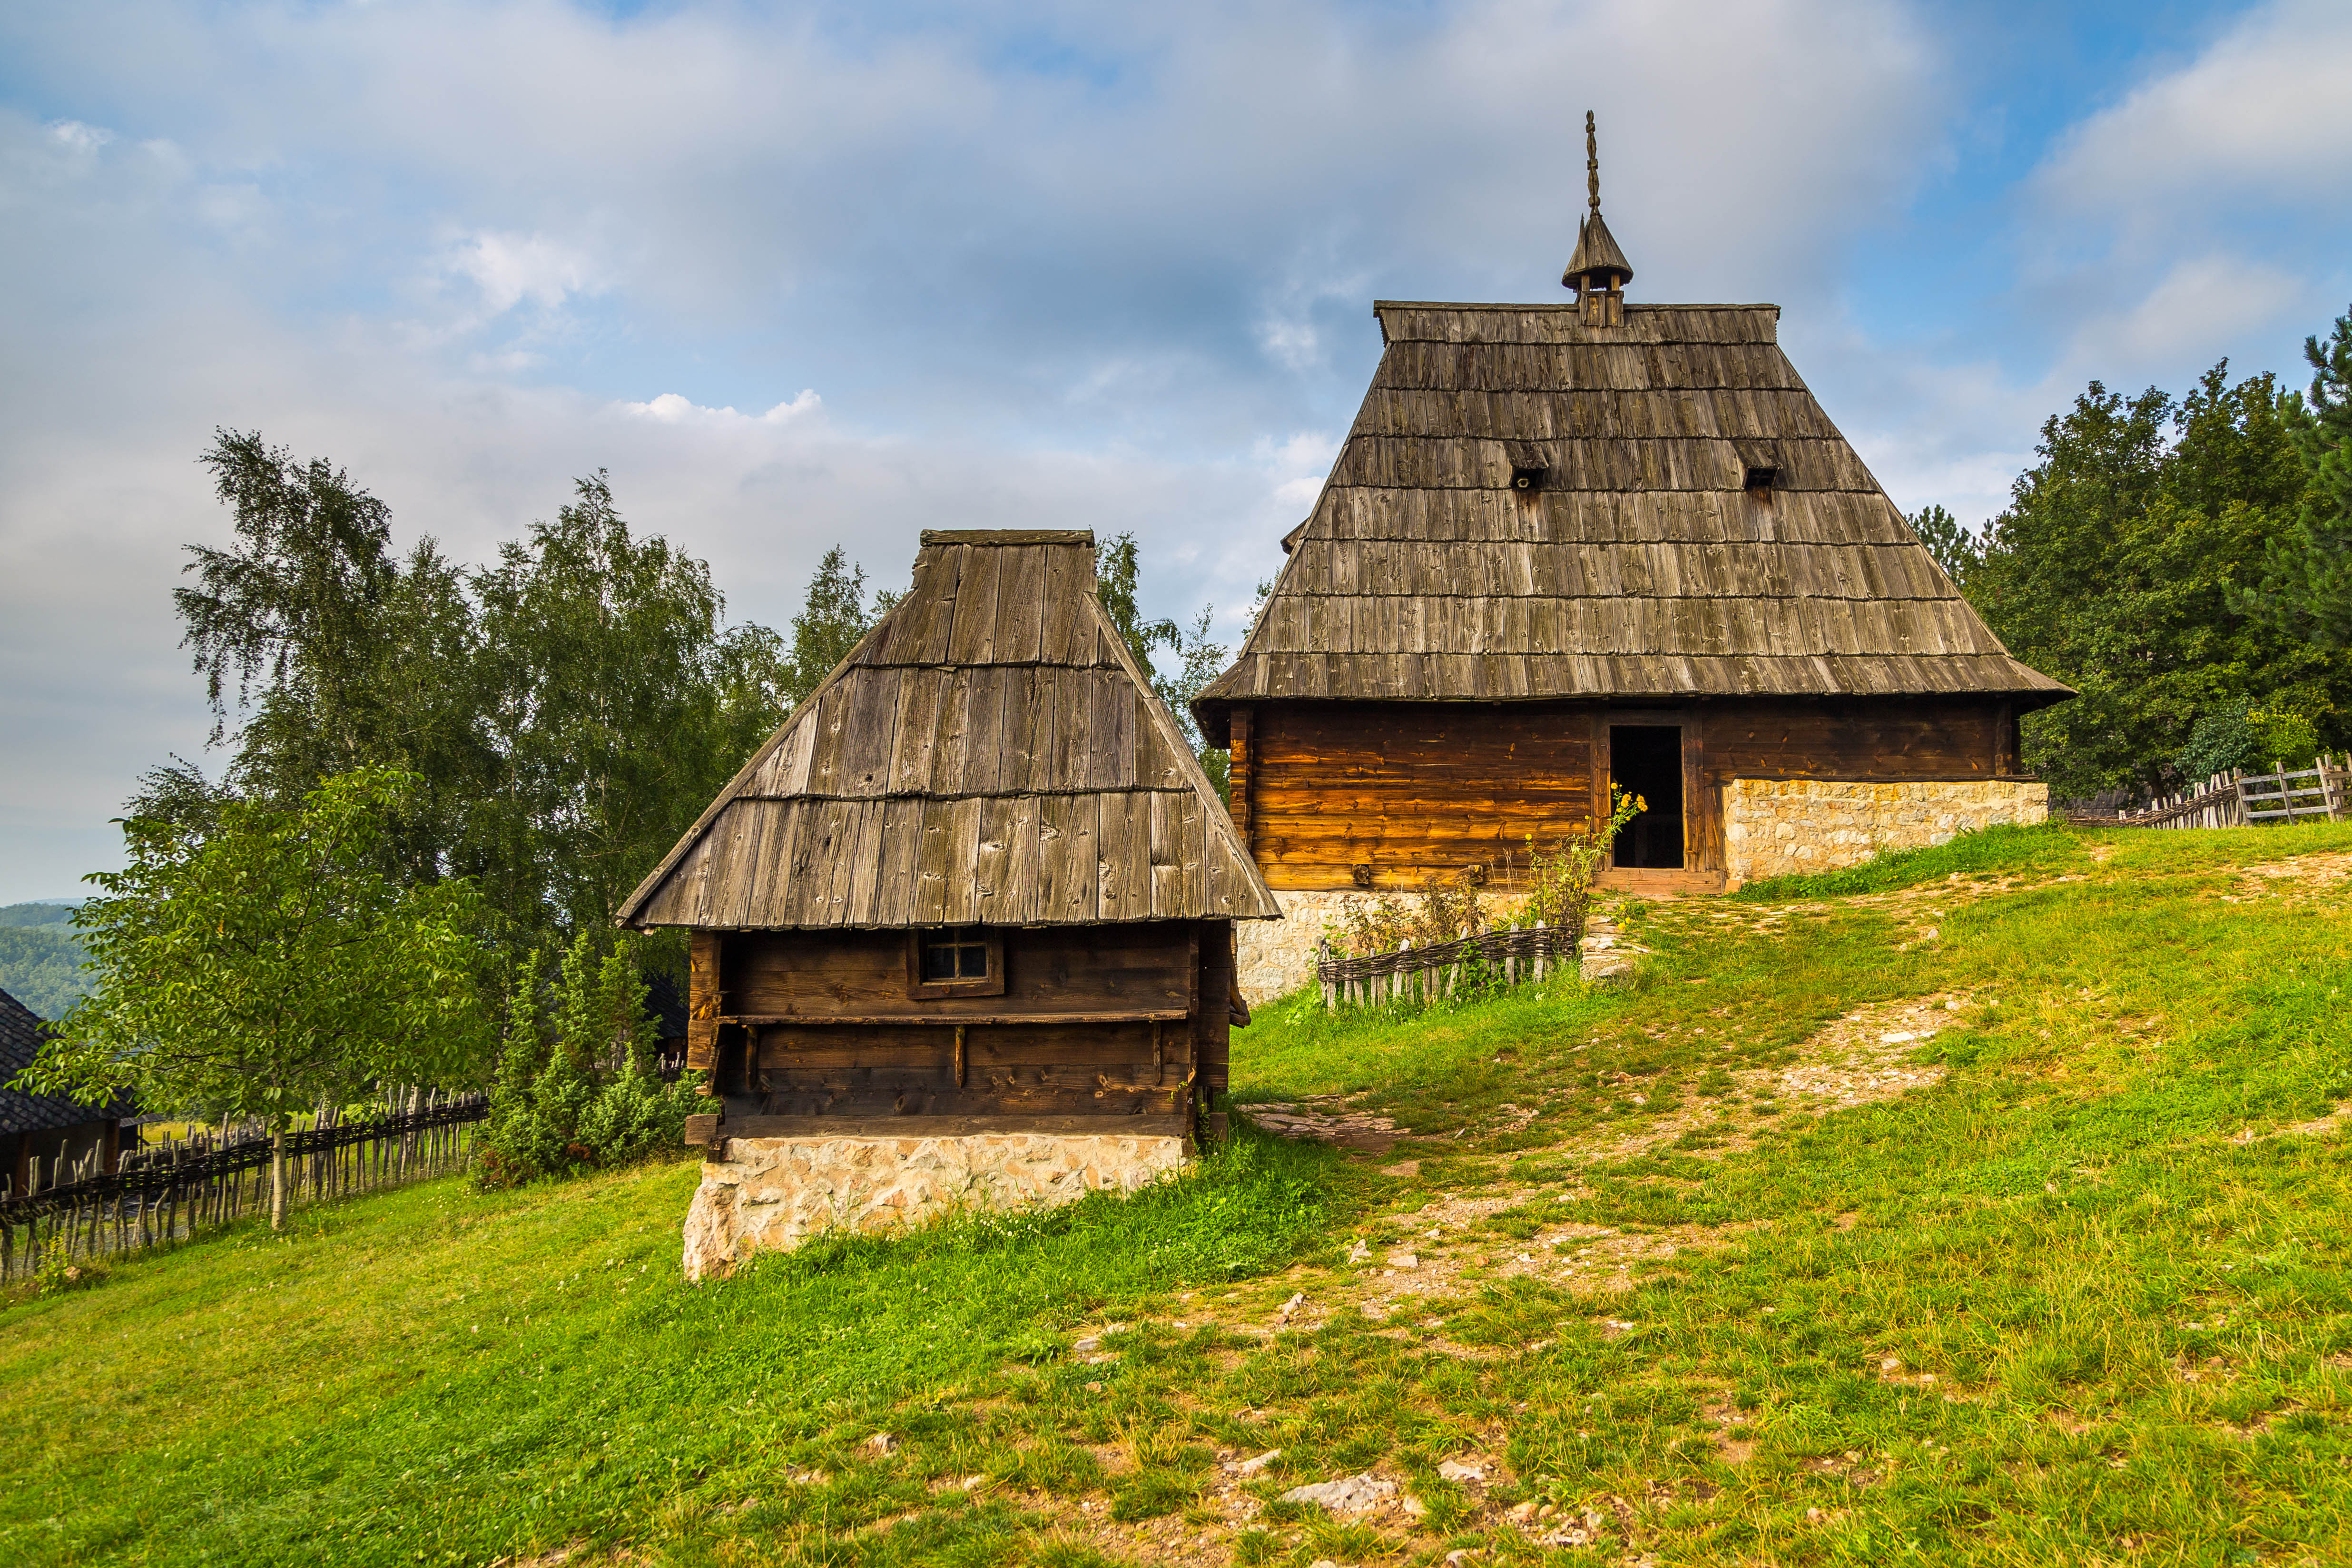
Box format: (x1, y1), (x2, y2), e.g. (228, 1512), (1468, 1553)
(269, 1126), (287, 1233)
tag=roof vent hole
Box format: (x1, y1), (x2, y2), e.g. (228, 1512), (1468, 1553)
(1743, 465), (1780, 496)
(1511, 464), (1548, 493)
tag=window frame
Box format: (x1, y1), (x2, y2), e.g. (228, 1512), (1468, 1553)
(905, 927), (1006, 999)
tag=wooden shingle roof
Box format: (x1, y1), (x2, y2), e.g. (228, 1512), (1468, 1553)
(1193, 302), (2068, 744)
(1, 985), (130, 1136)
(619, 530), (1279, 930)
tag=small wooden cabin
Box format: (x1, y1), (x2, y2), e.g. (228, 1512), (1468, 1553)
(1192, 183), (2069, 905)
(617, 529), (1280, 1151)
(1, 985), (131, 1197)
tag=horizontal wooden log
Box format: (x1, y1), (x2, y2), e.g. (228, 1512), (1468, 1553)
(709, 1113), (1189, 1140)
(730, 1009), (1189, 1027)
(753, 1085), (1191, 1117)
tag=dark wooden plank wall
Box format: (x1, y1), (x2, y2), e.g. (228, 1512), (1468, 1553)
(1243, 697), (2015, 890)
(727, 924), (1192, 1021)
(690, 922), (1229, 1122)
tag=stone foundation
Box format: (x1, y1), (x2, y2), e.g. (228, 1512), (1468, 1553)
(1236, 889), (1546, 1002)
(680, 1130), (1188, 1281)
(1724, 778), (2049, 888)
(1236, 890), (1358, 1003)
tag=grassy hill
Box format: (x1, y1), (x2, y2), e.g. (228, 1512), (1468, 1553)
(5, 822), (2352, 1566)
(0, 902), (88, 1019)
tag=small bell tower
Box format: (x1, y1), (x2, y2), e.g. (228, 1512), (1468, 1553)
(1562, 111), (1633, 327)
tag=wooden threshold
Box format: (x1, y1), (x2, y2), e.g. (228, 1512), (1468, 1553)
(700, 1114), (1191, 1141)
(722, 1010), (1191, 1027)
(1596, 868), (1728, 896)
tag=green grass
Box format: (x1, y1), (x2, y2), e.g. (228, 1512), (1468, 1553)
(10, 819), (2352, 1565)
(2, 1133), (1339, 1567)
(1726, 819), (2085, 901)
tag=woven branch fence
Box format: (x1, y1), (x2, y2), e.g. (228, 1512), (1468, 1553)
(1, 1092), (487, 1283)
(1318, 924), (1567, 1011)
(2102, 756), (2352, 831)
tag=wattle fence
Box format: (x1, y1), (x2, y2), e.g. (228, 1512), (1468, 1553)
(2, 1092), (487, 1283)
(1318, 923), (1567, 1011)
(2094, 756), (2352, 831)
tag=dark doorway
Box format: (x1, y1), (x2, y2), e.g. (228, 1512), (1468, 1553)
(1609, 726), (1684, 868)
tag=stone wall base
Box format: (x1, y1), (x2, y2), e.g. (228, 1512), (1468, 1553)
(1724, 778), (2049, 888)
(1236, 890), (1542, 1003)
(681, 1131), (1188, 1281)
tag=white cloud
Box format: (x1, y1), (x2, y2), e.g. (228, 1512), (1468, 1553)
(2068, 253), (2311, 372)
(0, 0), (1965, 900)
(621, 390), (822, 427)
(45, 118), (111, 154)
(445, 230), (604, 314)
(2037, 0), (2352, 221)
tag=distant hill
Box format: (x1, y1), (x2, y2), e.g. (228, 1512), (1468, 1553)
(0, 904), (89, 1019)
(0, 900), (79, 927)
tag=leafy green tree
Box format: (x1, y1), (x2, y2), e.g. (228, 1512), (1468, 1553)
(1969, 358), (2344, 799)
(1156, 607), (1232, 800)
(2240, 306), (2352, 648)
(1093, 534), (1239, 794)
(469, 474), (785, 952)
(21, 769), (499, 1230)
(163, 433), (492, 882)
(1095, 533), (1180, 678)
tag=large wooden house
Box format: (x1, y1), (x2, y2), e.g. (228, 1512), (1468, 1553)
(1193, 163), (2067, 937)
(618, 530), (1279, 1272)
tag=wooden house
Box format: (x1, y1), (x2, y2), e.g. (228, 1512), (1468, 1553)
(1193, 151), (2067, 952)
(617, 530), (1279, 1272)
(1, 985), (131, 1197)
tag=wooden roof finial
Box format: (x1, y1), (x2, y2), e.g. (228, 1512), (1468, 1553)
(1586, 108), (1600, 215)
(1563, 109), (1634, 296)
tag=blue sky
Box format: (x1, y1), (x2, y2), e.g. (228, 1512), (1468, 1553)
(2, 0), (2349, 903)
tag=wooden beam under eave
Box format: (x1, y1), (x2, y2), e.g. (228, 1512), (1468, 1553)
(687, 931), (722, 1075)
(1229, 708), (1255, 855)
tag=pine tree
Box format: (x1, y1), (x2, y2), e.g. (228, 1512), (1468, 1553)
(784, 546), (876, 705)
(1908, 504), (1983, 589)
(2242, 306), (2352, 647)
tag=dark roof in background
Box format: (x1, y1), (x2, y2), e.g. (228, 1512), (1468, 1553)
(0, 985), (130, 1135)
(619, 529), (1279, 930)
(1193, 302), (2068, 745)
(644, 973), (689, 1040)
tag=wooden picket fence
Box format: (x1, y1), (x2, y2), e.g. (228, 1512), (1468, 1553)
(1318, 923), (1566, 1011)
(1, 1091), (487, 1283)
(2114, 755), (2352, 831)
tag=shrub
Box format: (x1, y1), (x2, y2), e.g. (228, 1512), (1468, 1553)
(475, 932), (701, 1187)
(1329, 868), (1487, 958)
(1517, 785), (1644, 950)
(2177, 697), (2327, 783)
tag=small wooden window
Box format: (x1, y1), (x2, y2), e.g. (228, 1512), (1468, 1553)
(906, 927), (1005, 998)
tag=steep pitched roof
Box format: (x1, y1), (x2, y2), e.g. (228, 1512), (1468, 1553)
(0, 985), (129, 1136)
(619, 530), (1279, 930)
(1194, 302), (2068, 743)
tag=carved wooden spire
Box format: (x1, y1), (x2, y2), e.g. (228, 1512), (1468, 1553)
(1562, 110), (1633, 325)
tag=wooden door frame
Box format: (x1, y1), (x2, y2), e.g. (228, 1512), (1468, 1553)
(1592, 708), (1724, 888)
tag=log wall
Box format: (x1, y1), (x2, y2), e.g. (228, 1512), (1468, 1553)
(1237, 697), (2019, 891)
(688, 921), (1228, 1123)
